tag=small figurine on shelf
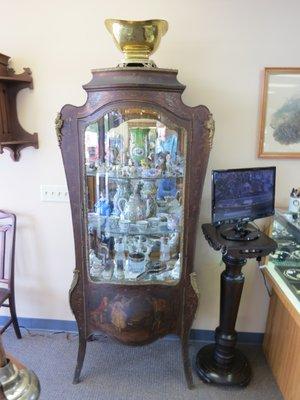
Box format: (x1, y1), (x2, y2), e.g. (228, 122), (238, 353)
(95, 193), (113, 217)
(160, 236), (170, 263)
(112, 180), (131, 216)
(128, 159), (137, 177)
(169, 232), (180, 255)
(170, 254), (181, 280)
(89, 249), (105, 281)
(115, 237), (125, 257)
(175, 154), (184, 175)
(137, 235), (146, 253)
(166, 153), (173, 176)
(289, 187), (300, 213)
(141, 181), (157, 217)
(140, 158), (150, 171)
(155, 152), (167, 175)
(145, 241), (153, 261)
(109, 145), (120, 165)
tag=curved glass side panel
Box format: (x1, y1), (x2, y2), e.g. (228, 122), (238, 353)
(84, 108), (186, 284)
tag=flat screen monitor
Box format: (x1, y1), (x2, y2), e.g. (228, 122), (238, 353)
(212, 166), (276, 226)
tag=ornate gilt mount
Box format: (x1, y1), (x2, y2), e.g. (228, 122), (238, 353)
(55, 112), (64, 147)
(204, 114), (215, 150)
(190, 272), (200, 300)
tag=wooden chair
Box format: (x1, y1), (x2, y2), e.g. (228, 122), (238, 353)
(0, 211), (21, 338)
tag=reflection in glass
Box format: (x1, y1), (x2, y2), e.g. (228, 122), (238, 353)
(85, 108), (186, 284)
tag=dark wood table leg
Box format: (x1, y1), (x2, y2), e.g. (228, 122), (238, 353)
(195, 254), (251, 386)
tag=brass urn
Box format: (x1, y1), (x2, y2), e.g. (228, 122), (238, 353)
(105, 19), (168, 67)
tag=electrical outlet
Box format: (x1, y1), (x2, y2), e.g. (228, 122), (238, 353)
(40, 185), (69, 202)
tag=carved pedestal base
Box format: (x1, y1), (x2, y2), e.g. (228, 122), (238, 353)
(196, 344), (251, 387)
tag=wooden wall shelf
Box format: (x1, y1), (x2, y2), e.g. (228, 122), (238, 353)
(0, 53), (38, 161)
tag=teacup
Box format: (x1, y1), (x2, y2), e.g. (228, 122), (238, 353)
(148, 217), (160, 230)
(136, 220), (149, 232)
(159, 221), (168, 231)
(119, 219), (131, 233)
(128, 252), (145, 274)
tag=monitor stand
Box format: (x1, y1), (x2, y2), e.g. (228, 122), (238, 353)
(220, 221), (260, 241)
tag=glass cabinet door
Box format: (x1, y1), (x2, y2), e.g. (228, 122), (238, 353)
(84, 108), (187, 284)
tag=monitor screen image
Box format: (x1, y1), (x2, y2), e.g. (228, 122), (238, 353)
(212, 167), (276, 225)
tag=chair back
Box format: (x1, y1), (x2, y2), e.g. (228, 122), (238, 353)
(0, 211), (16, 289)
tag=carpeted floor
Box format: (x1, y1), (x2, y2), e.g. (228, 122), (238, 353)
(2, 329), (282, 400)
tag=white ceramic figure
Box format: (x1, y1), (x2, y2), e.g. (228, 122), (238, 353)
(170, 254), (181, 279)
(89, 249), (104, 280)
(160, 237), (170, 262)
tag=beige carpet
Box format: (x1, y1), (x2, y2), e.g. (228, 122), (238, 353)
(2, 330), (282, 400)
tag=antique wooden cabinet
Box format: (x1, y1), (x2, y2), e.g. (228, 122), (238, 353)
(59, 20), (213, 388)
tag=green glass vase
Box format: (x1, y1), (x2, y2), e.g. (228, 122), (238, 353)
(129, 127), (149, 165)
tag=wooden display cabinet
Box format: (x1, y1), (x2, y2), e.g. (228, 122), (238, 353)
(59, 64), (213, 388)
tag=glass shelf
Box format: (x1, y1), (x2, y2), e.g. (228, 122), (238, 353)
(104, 228), (180, 237)
(89, 258), (181, 284)
(86, 170), (184, 181)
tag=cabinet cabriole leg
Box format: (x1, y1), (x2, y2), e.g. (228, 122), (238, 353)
(181, 331), (194, 389)
(73, 335), (86, 384)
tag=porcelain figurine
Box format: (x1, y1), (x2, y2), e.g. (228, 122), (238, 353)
(167, 213), (180, 231)
(137, 235), (147, 253)
(115, 237), (125, 257)
(160, 236), (170, 263)
(155, 152), (167, 175)
(141, 181), (157, 217)
(166, 153), (173, 175)
(145, 241), (153, 261)
(89, 249), (105, 280)
(95, 193), (113, 216)
(169, 232), (179, 254)
(170, 254), (181, 279)
(113, 179), (131, 216)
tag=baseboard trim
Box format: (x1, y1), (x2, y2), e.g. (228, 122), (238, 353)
(189, 329), (264, 344)
(0, 316), (264, 344)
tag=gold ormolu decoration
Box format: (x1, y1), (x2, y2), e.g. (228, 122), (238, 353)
(55, 112), (63, 147)
(105, 19), (168, 67)
(205, 114), (215, 150)
(190, 272), (200, 300)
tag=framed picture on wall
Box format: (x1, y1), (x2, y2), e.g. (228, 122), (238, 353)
(258, 67), (300, 158)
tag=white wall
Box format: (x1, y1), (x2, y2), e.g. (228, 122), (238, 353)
(0, 0), (299, 332)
